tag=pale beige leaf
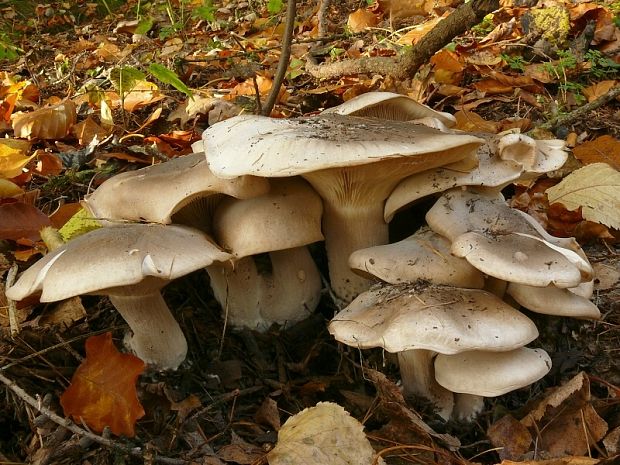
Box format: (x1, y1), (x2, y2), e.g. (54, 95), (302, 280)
(545, 163), (620, 229)
(12, 101), (76, 140)
(267, 402), (383, 465)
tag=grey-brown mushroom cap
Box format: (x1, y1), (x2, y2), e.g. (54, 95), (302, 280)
(321, 91), (456, 127)
(434, 348), (552, 397)
(204, 114), (484, 178)
(6, 223), (232, 302)
(82, 152), (269, 225)
(348, 226), (485, 288)
(385, 147), (523, 222)
(213, 177), (324, 258)
(451, 231), (584, 288)
(506, 282), (601, 319)
(328, 284), (538, 354)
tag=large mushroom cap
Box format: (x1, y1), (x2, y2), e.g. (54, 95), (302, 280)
(6, 223), (231, 302)
(506, 282), (601, 319)
(213, 177), (324, 258)
(434, 347), (552, 397)
(328, 284), (539, 354)
(204, 114), (483, 178)
(349, 226), (485, 288)
(322, 91), (456, 127)
(82, 152), (269, 225)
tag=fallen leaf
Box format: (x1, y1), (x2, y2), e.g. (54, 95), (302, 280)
(499, 458), (599, 465)
(347, 9), (379, 33)
(0, 178), (23, 197)
(521, 372), (608, 458)
(572, 136), (620, 170)
(454, 110), (500, 133)
(0, 140), (34, 178)
(582, 80), (617, 102)
(71, 116), (108, 146)
(396, 17), (443, 45)
(255, 397), (281, 431)
(33, 151), (63, 177)
(60, 332), (145, 437)
(267, 402), (383, 465)
(488, 414), (532, 460)
(0, 201), (51, 241)
(12, 101), (76, 140)
(545, 163), (620, 229)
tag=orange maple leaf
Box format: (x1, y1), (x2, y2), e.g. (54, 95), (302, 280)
(60, 332), (146, 437)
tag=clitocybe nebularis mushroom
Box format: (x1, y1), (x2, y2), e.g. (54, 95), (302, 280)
(207, 178), (323, 330)
(82, 152), (269, 227)
(204, 114), (484, 302)
(328, 283), (539, 419)
(6, 224), (232, 369)
(506, 282), (601, 319)
(349, 226), (485, 289)
(434, 347), (552, 421)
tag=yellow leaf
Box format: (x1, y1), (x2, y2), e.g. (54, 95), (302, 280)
(545, 163), (620, 229)
(0, 141), (34, 178)
(0, 178), (23, 197)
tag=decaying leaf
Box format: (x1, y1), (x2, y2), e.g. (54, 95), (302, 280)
(498, 458), (599, 465)
(454, 110), (500, 133)
(545, 163), (620, 229)
(0, 178), (23, 197)
(347, 9), (379, 33)
(520, 372), (608, 458)
(572, 136), (620, 170)
(487, 414), (532, 460)
(60, 332), (146, 437)
(0, 201), (51, 241)
(267, 402), (383, 465)
(12, 100), (76, 140)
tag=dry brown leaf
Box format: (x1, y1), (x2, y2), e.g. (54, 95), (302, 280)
(396, 16), (443, 45)
(12, 101), (76, 140)
(33, 150), (63, 177)
(430, 50), (464, 85)
(347, 9), (379, 33)
(60, 332), (145, 437)
(0, 179), (23, 197)
(499, 458), (599, 465)
(572, 135), (620, 170)
(0, 140), (34, 178)
(473, 79), (514, 94)
(454, 110), (500, 133)
(582, 80), (617, 102)
(487, 414), (532, 460)
(521, 372), (608, 458)
(71, 116), (109, 146)
(0, 201), (51, 241)
(255, 397), (281, 431)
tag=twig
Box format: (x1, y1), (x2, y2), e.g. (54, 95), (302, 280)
(5, 264), (19, 336)
(317, 0), (331, 38)
(537, 84), (620, 131)
(262, 0), (296, 116)
(306, 0), (499, 80)
(0, 370), (189, 465)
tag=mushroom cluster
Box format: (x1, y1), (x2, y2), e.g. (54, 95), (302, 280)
(6, 92), (600, 418)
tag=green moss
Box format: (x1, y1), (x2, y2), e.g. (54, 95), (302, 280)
(530, 7), (570, 45)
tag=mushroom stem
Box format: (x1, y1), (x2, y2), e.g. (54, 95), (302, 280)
(452, 394), (485, 421)
(109, 292), (188, 370)
(207, 247), (322, 331)
(322, 201), (388, 303)
(397, 349), (454, 420)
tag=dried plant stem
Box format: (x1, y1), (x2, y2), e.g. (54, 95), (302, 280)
(5, 264), (19, 336)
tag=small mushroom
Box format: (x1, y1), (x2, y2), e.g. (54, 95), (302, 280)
(434, 347), (552, 420)
(6, 224), (232, 369)
(82, 152), (269, 227)
(349, 226), (485, 289)
(506, 282), (601, 319)
(205, 113), (483, 302)
(206, 178), (323, 330)
(498, 133), (567, 177)
(322, 91), (456, 128)
(328, 283), (539, 419)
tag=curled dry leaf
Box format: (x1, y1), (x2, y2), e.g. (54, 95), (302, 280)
(12, 101), (76, 140)
(347, 9), (379, 33)
(572, 135), (620, 170)
(0, 139), (34, 178)
(545, 163), (620, 230)
(267, 402), (383, 465)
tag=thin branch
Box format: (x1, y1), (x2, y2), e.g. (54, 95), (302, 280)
(306, 0), (499, 80)
(537, 84), (620, 131)
(262, 0), (296, 116)
(0, 371), (189, 464)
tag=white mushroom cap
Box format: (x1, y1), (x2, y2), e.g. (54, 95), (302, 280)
(321, 91), (456, 127)
(328, 284), (539, 354)
(385, 146), (523, 222)
(498, 134), (567, 175)
(451, 231), (585, 288)
(434, 347), (552, 397)
(506, 282), (601, 319)
(205, 114), (483, 302)
(82, 152), (269, 226)
(7, 224), (232, 369)
(349, 226), (485, 289)
(213, 177), (323, 258)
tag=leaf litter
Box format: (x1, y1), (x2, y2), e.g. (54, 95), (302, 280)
(0, 0), (619, 464)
